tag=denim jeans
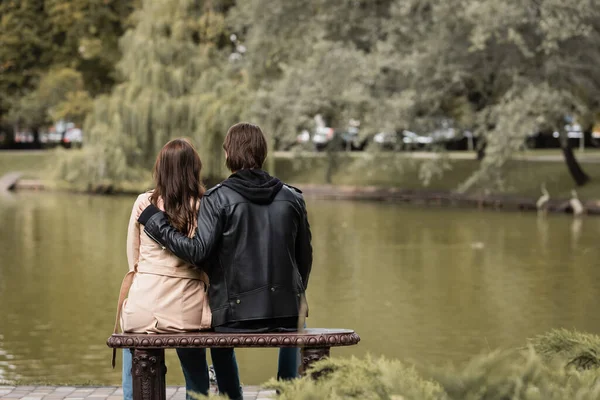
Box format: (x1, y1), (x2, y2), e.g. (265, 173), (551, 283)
(122, 346), (300, 400)
(176, 348), (242, 400)
(277, 347), (301, 380)
(121, 348), (242, 400)
(122, 349), (133, 400)
(277, 321), (306, 380)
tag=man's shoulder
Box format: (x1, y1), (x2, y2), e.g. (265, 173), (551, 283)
(283, 183), (302, 194)
(203, 182), (238, 202)
(280, 183), (305, 206)
(203, 183), (223, 197)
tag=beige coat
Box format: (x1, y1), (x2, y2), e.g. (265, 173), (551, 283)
(116, 192), (211, 333)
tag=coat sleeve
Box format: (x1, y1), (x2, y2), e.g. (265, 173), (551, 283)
(295, 194), (313, 290)
(126, 195), (147, 271)
(142, 194), (223, 268)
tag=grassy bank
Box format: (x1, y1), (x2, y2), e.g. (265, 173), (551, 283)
(275, 151), (600, 200)
(4, 149), (600, 201)
(0, 150), (55, 179)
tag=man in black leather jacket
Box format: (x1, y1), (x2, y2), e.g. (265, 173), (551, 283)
(138, 122), (313, 381)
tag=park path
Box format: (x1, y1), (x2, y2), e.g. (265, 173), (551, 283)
(0, 386), (275, 400)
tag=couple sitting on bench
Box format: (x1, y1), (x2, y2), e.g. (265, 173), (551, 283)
(114, 123), (312, 400)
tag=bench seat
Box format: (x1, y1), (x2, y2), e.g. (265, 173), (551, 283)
(107, 328), (360, 400)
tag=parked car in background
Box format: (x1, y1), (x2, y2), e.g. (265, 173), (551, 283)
(312, 125), (366, 151)
(337, 125), (367, 150)
(312, 126), (336, 151)
(13, 131), (35, 143)
(426, 119), (476, 150)
(373, 124), (474, 151)
(373, 130), (401, 150)
(63, 126), (83, 148)
(296, 129), (311, 145)
(403, 130), (435, 149)
(373, 130), (432, 150)
(47, 127), (63, 144)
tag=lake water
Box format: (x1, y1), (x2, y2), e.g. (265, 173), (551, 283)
(1, 191), (600, 385)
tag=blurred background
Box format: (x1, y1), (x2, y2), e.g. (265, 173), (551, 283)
(2, 0), (600, 387)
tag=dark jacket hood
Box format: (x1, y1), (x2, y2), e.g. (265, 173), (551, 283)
(221, 169), (283, 204)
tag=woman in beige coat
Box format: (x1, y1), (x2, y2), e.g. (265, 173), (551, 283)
(117, 138), (242, 400)
(120, 191), (211, 333)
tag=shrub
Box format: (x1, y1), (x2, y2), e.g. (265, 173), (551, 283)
(187, 329), (600, 399)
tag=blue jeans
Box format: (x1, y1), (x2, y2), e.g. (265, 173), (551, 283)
(278, 321), (306, 380)
(277, 347), (301, 380)
(122, 347), (300, 400)
(122, 349), (133, 400)
(122, 348), (242, 400)
(176, 348), (242, 400)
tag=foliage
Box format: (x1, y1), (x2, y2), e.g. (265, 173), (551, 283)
(53, 137), (143, 193)
(377, 0), (600, 190)
(0, 0), (137, 128)
(434, 348), (600, 400)
(229, 0), (394, 148)
(528, 328), (600, 370)
(41, 0), (600, 190)
(8, 68), (93, 128)
(263, 329), (600, 400)
(267, 356), (443, 400)
(228, 0), (600, 190)
(0, 0), (50, 117)
(56, 0), (248, 187)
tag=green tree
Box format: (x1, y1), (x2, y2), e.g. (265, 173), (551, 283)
(376, 0), (600, 189)
(232, 0), (600, 190)
(229, 0), (394, 148)
(61, 0), (245, 189)
(0, 0), (51, 119)
(9, 68), (92, 130)
(0, 0), (137, 140)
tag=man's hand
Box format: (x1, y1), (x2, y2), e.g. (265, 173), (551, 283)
(138, 203), (162, 226)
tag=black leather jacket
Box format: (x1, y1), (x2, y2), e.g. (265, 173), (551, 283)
(139, 169), (312, 329)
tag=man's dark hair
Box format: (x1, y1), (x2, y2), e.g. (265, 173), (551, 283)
(223, 122), (268, 171)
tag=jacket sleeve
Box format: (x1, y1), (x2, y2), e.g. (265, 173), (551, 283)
(295, 194), (313, 290)
(126, 196), (144, 271)
(142, 194), (223, 267)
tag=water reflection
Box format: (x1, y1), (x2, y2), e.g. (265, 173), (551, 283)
(571, 217), (583, 249)
(1, 193), (600, 385)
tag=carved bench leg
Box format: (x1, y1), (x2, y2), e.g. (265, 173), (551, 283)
(132, 348), (166, 400)
(300, 347), (331, 379)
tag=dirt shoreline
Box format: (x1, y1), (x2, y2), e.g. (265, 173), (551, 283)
(10, 179), (600, 216)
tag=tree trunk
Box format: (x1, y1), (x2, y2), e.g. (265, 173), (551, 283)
(561, 144), (590, 186)
(324, 135), (342, 184)
(476, 139), (486, 161)
(32, 126), (40, 145)
(31, 126), (43, 149)
(267, 132), (276, 176)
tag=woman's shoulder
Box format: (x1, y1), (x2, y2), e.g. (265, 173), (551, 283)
(132, 191), (162, 216)
(135, 190), (153, 206)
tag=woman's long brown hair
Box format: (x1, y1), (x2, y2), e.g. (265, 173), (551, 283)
(150, 138), (205, 236)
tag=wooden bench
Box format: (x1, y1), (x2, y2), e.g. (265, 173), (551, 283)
(107, 328), (360, 400)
